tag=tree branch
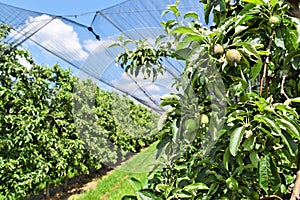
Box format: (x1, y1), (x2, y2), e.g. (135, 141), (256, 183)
(260, 29), (276, 96)
(280, 75), (289, 100)
(267, 69), (300, 81)
(260, 194), (283, 200)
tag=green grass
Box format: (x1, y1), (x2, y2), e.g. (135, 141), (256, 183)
(77, 142), (160, 200)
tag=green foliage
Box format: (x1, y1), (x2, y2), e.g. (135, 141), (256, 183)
(114, 0), (300, 199)
(128, 94), (299, 199)
(79, 142), (158, 200)
(95, 90), (159, 153)
(0, 25), (158, 199)
(114, 37), (167, 81)
(0, 33), (98, 198)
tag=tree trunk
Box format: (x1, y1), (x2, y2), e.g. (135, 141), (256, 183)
(45, 183), (50, 199)
(63, 177), (69, 192)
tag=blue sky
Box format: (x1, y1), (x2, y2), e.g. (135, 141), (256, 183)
(0, 0), (126, 25)
(0, 0), (202, 109)
(0, 0), (128, 67)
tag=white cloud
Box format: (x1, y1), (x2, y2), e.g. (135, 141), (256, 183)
(83, 39), (117, 53)
(14, 14), (88, 62)
(119, 72), (148, 82)
(116, 74), (161, 91)
(17, 55), (33, 70)
(83, 39), (101, 53)
(113, 81), (139, 92)
(110, 71), (178, 99)
(145, 84), (161, 92)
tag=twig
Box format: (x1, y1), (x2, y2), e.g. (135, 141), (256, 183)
(260, 29), (276, 96)
(260, 194), (283, 200)
(267, 69), (300, 81)
(280, 74), (289, 100)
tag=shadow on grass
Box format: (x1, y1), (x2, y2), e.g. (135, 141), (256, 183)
(24, 166), (113, 200)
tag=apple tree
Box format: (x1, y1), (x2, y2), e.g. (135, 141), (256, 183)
(117, 0), (300, 199)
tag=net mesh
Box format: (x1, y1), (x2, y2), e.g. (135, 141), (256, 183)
(0, 0), (206, 112)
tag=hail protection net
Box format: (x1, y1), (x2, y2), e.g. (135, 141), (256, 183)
(0, 0), (205, 112)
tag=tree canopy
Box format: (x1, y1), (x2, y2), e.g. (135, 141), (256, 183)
(116, 0), (300, 199)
